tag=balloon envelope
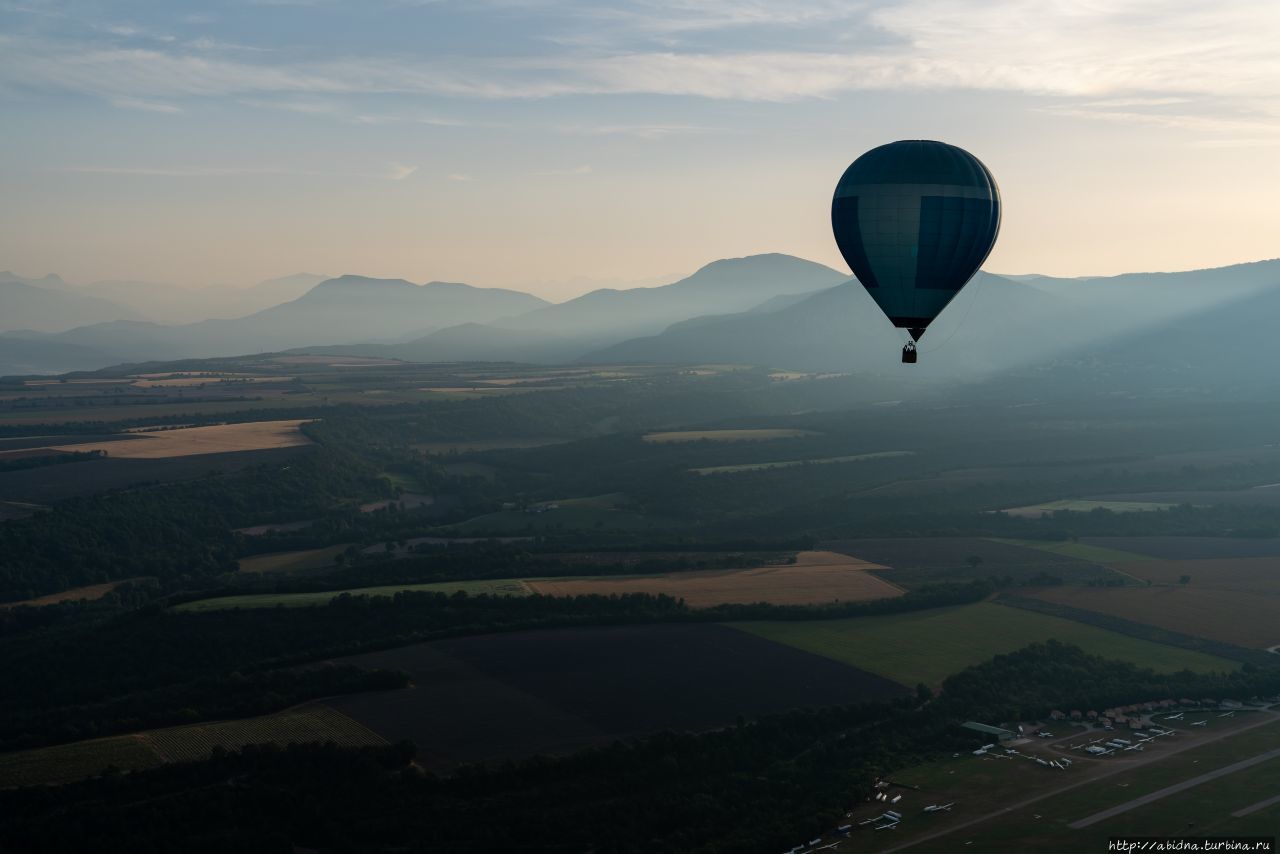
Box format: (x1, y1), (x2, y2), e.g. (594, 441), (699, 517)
(831, 140), (1000, 340)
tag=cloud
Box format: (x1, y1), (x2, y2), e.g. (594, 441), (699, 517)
(110, 97), (182, 113)
(61, 165), (320, 177)
(1, 0), (1276, 131)
(60, 162), (419, 179)
(386, 162), (418, 180)
(448, 173), (473, 181)
(535, 164), (592, 175)
(558, 122), (717, 139)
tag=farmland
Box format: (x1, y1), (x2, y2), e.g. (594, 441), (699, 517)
(1001, 499), (1175, 518)
(991, 538), (1156, 564)
(1112, 556), (1280, 592)
(642, 428), (817, 443)
(1088, 488), (1280, 508)
(173, 578), (532, 611)
(526, 550), (902, 607)
(48, 419), (312, 459)
(321, 623), (909, 770)
(0, 705), (384, 788)
(413, 437), (569, 454)
(1080, 536), (1280, 559)
(1028, 586), (1280, 649)
(691, 450), (913, 475)
(237, 544), (351, 574)
(732, 602), (1237, 688)
(3, 577), (146, 608)
(10, 353), (1280, 848)
(821, 537), (1121, 588)
(195, 551), (903, 610)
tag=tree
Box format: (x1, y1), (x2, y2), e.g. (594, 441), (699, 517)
(1179, 575), (1191, 586)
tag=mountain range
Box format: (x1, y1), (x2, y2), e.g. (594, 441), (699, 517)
(0, 271), (331, 332)
(1, 254), (1278, 385)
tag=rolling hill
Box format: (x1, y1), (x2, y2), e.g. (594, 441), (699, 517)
(6, 276), (551, 366)
(585, 259), (1280, 377)
(497, 254), (850, 342)
(0, 273), (140, 333)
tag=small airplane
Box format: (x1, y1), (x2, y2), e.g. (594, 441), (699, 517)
(1167, 713), (1185, 721)
(1218, 712), (1235, 718)
(923, 804), (954, 813)
(1191, 721), (1208, 727)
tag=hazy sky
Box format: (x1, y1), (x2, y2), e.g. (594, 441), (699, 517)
(2, 0), (1278, 299)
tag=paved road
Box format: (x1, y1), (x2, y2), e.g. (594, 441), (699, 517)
(1070, 745), (1280, 827)
(879, 710), (1279, 853)
(1232, 791), (1280, 818)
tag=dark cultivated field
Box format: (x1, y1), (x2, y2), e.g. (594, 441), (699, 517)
(322, 623), (908, 770)
(1081, 536), (1280, 560)
(0, 445), (315, 503)
(0, 434), (134, 452)
(821, 537), (1099, 587)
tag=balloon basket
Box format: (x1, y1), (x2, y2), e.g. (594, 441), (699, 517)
(902, 343), (918, 364)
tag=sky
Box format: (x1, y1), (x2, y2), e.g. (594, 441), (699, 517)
(1, 0), (1278, 300)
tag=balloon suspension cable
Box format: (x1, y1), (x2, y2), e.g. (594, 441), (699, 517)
(917, 277), (985, 355)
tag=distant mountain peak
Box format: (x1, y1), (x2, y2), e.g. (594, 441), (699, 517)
(0, 271), (70, 288)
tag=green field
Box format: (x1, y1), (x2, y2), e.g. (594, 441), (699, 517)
(732, 602), (1237, 688)
(0, 734), (160, 788)
(990, 538), (1156, 564)
(906, 717), (1280, 853)
(0, 705), (384, 788)
(691, 451), (913, 475)
(1002, 499), (1176, 517)
(238, 544), (350, 574)
(641, 428), (817, 443)
(175, 578), (531, 612)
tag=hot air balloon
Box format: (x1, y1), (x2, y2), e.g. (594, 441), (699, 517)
(831, 140), (1000, 363)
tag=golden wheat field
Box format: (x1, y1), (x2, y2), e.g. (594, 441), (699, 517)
(50, 419), (312, 459)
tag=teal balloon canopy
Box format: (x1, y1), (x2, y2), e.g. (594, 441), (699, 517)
(831, 140), (1000, 341)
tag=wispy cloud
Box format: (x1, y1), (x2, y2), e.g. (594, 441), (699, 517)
(60, 161), (421, 180)
(110, 97), (182, 114)
(60, 165), (320, 177)
(535, 164), (592, 175)
(386, 162), (418, 180)
(558, 122), (717, 139)
(2, 0), (1277, 141)
(448, 173), (473, 181)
